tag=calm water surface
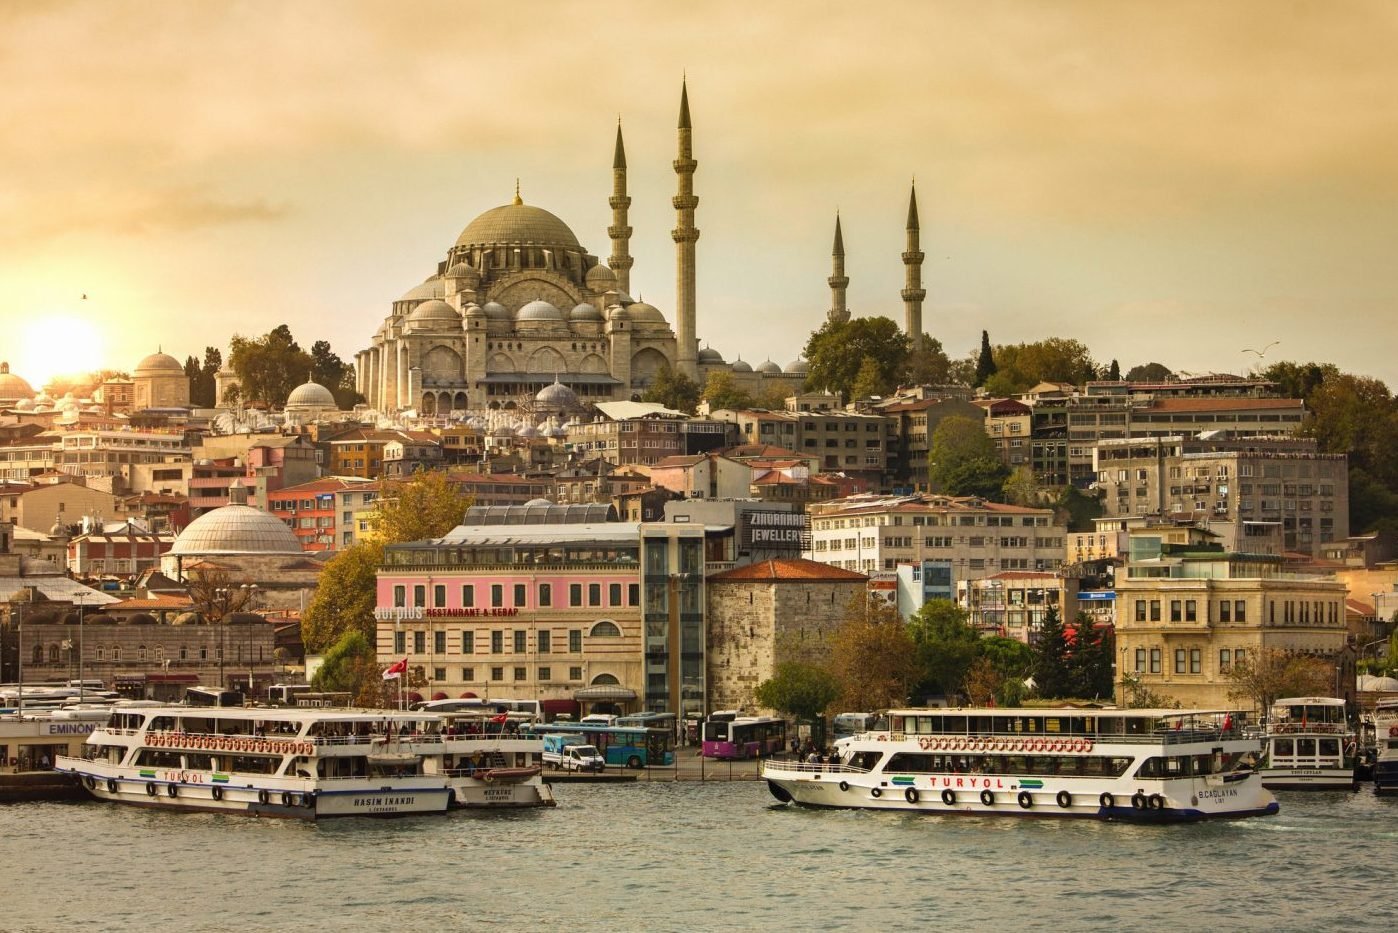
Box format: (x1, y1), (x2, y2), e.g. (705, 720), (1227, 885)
(1, 783), (1390, 932)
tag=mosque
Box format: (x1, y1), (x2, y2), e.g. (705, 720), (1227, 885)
(355, 81), (930, 416)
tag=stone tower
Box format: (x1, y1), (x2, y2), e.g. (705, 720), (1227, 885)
(608, 120), (634, 297)
(827, 213), (850, 325)
(672, 80), (700, 380)
(901, 182), (926, 339)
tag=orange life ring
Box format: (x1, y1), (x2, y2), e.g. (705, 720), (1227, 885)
(877, 735), (887, 742)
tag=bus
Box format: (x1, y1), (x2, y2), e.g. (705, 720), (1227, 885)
(615, 711), (677, 735)
(701, 716), (786, 760)
(832, 712), (875, 743)
(526, 722), (674, 769)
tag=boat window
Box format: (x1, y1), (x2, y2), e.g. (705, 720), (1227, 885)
(1318, 738), (1340, 756)
(151, 716), (177, 732)
(885, 752), (938, 773)
(134, 750), (182, 768)
(847, 751), (884, 771)
(227, 755), (279, 775)
(184, 753), (217, 770)
(1295, 738), (1316, 756)
(1274, 738), (1294, 756)
(1136, 755), (1192, 779)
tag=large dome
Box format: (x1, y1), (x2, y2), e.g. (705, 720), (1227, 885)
(170, 505), (302, 556)
(135, 351), (184, 376)
(286, 380), (337, 409)
(406, 298), (462, 330)
(0, 362), (34, 399)
(456, 201), (581, 251)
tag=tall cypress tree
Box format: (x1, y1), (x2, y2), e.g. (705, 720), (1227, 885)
(1033, 605), (1072, 699)
(974, 330), (997, 387)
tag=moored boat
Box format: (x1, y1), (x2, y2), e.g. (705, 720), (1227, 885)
(763, 706), (1278, 822)
(1258, 697), (1357, 790)
(54, 706), (454, 819)
(438, 710), (555, 809)
(1373, 699), (1398, 795)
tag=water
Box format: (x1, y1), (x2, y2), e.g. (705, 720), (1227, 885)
(2, 783), (1391, 932)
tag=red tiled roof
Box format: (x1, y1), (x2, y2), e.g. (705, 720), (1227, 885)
(723, 444), (807, 459)
(111, 595), (194, 610)
(709, 558), (867, 583)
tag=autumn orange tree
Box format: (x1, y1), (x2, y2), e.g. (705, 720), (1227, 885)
(828, 596), (920, 711)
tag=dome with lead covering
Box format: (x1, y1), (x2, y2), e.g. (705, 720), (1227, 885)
(455, 202), (582, 251)
(517, 300), (564, 322)
(286, 380), (337, 409)
(536, 380), (579, 408)
(784, 358), (809, 374)
(399, 277), (446, 302)
(756, 359), (782, 374)
(406, 298), (462, 330)
(169, 505), (302, 556)
(134, 351), (183, 377)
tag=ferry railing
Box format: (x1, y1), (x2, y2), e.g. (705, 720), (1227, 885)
(763, 759), (869, 775)
(857, 728), (1251, 747)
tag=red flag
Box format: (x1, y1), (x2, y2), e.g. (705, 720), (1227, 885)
(491, 712), (509, 724)
(382, 657), (408, 680)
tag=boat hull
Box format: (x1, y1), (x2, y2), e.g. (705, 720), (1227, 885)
(1374, 760), (1398, 795)
(762, 767), (1279, 822)
(447, 778), (556, 809)
(1259, 766), (1356, 790)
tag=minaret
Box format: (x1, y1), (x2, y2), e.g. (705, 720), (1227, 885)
(672, 79), (700, 380)
(827, 213), (850, 325)
(608, 119), (634, 296)
(901, 182), (926, 338)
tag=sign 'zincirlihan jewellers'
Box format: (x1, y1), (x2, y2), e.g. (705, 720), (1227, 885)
(745, 510), (808, 545)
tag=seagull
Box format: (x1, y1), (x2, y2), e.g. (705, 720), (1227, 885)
(81, 294), (88, 300)
(1242, 341), (1279, 358)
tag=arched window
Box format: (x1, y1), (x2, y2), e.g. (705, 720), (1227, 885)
(48, 645), (59, 663)
(33, 645), (43, 665)
(590, 673), (621, 686)
(95, 646), (107, 661)
(112, 646), (122, 661)
(154, 645), (164, 661)
(589, 620), (621, 638)
(138, 645), (148, 661)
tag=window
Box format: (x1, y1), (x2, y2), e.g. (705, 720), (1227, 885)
(569, 666), (583, 681)
(590, 620), (621, 637)
(461, 667), (474, 682)
(393, 585), (406, 608)
(1234, 600), (1246, 622)
(569, 629), (582, 653)
(413, 585), (425, 608)
(1218, 649), (1231, 673)
(514, 630), (526, 653)
(413, 631), (426, 654)
(434, 630), (446, 654)
(1234, 648), (1246, 666)
(433, 667), (446, 682)
(1150, 600), (1161, 622)
(588, 583), (602, 607)
(1150, 648), (1161, 673)
(395, 631), (406, 653)
(461, 631), (474, 654)
(513, 666), (527, 681)
(538, 667), (551, 682)
(1185, 600), (1197, 623)
(609, 583), (622, 606)
(462, 585), (474, 608)
(491, 666), (504, 681)
(1170, 600), (1182, 623)
(1174, 649), (1186, 674)
(1190, 648), (1201, 673)
(538, 630), (550, 653)
(433, 584), (446, 607)
(514, 583), (527, 607)
(538, 583), (552, 607)
(1220, 600), (1231, 623)
(1134, 648), (1146, 672)
(1135, 600), (1146, 622)
(491, 631), (503, 654)
(491, 584), (503, 608)
(628, 583), (640, 606)
(570, 583), (583, 607)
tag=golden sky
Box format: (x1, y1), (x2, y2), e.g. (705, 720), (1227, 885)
(3, 0), (1397, 387)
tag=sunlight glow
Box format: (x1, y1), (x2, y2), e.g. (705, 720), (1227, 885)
(16, 313), (106, 389)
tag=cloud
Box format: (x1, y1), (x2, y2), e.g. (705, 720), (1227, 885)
(0, 185), (288, 246)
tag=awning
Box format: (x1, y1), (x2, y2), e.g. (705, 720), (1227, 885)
(431, 692), (449, 701)
(573, 685), (638, 702)
(541, 699), (580, 715)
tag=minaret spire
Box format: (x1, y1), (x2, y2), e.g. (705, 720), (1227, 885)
(827, 213), (850, 325)
(672, 78), (700, 380)
(608, 118), (634, 295)
(901, 181), (926, 338)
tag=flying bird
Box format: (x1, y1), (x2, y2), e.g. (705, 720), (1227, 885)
(81, 294), (88, 300)
(1242, 341), (1280, 358)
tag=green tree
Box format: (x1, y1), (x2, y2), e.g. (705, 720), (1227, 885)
(905, 334), (952, 386)
(1032, 605), (1072, 699)
(1001, 466), (1042, 506)
(1124, 362), (1173, 382)
(829, 597), (920, 711)
(963, 657), (1001, 706)
(370, 471), (474, 543)
(1259, 360), (1338, 400)
(928, 415), (1010, 498)
(1055, 485), (1104, 533)
(906, 599), (980, 699)
(1118, 672), (1178, 708)
(229, 324), (314, 408)
(755, 662), (840, 724)
(991, 338), (1098, 392)
(849, 356), (887, 399)
(641, 365), (700, 414)
(701, 370), (755, 411)
(184, 347), (222, 407)
(311, 339), (361, 410)
(1226, 648), (1335, 713)
(974, 329), (997, 387)
(1067, 615), (1114, 700)
(311, 629), (376, 694)
(300, 540), (384, 652)
(1105, 359), (1121, 381)
(803, 317), (910, 400)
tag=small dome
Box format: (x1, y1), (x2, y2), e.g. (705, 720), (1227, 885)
(14, 397), (34, 410)
(731, 359), (753, 373)
(756, 359), (782, 374)
(135, 351), (184, 376)
(698, 347), (724, 363)
(516, 424), (539, 439)
(585, 264), (617, 291)
(406, 298), (462, 330)
(570, 302), (603, 322)
(463, 303), (486, 319)
(625, 301), (665, 323)
(785, 358), (810, 374)
(536, 380), (579, 408)
(399, 277), (446, 302)
(0, 363), (34, 399)
(517, 300), (564, 322)
(445, 262), (480, 284)
(286, 381), (337, 409)
(169, 505), (301, 556)
(482, 301), (512, 320)
(607, 305), (629, 322)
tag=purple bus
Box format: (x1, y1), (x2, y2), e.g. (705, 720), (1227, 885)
(701, 716), (787, 760)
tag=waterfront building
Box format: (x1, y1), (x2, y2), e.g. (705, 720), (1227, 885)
(266, 477), (379, 552)
(1094, 434), (1348, 557)
(960, 570), (1080, 642)
(705, 558), (866, 715)
(662, 498), (806, 573)
(1113, 525), (1350, 710)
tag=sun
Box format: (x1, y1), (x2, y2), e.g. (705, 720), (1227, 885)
(17, 313), (106, 389)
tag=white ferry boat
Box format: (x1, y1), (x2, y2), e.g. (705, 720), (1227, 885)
(1373, 698), (1398, 795)
(438, 710), (555, 809)
(763, 707), (1278, 822)
(1258, 697), (1357, 790)
(53, 706), (454, 819)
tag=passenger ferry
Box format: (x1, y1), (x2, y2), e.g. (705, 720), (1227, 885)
(1258, 697), (1357, 790)
(1372, 698), (1398, 795)
(54, 706), (454, 819)
(763, 707), (1279, 822)
(437, 709), (554, 809)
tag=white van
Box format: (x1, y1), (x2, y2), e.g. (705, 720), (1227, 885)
(541, 733), (606, 772)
